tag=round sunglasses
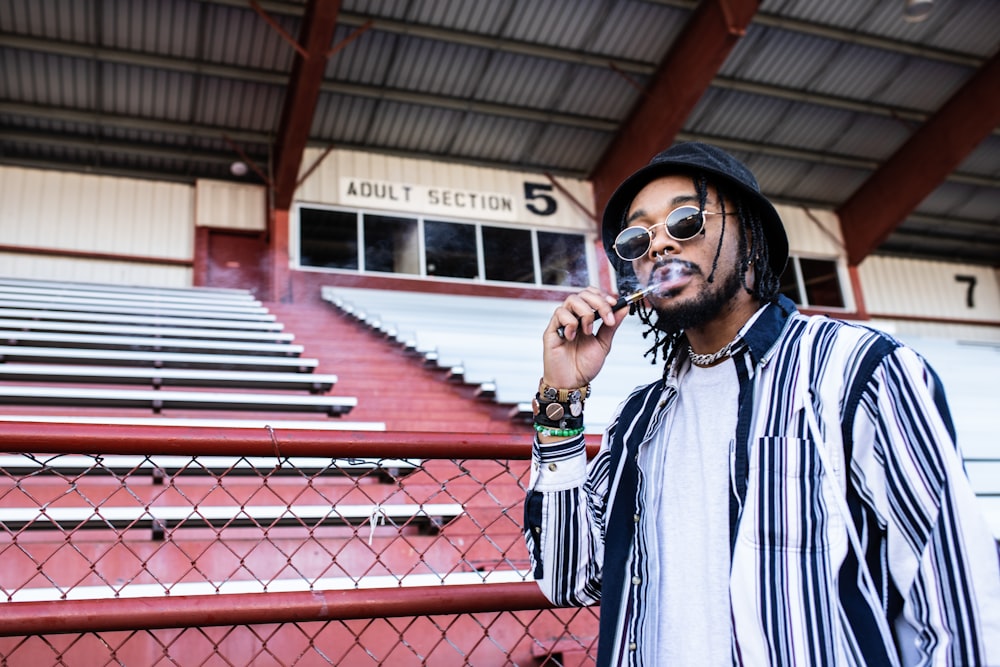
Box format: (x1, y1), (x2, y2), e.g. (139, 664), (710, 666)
(613, 205), (722, 261)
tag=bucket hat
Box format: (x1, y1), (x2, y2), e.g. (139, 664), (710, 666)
(601, 141), (788, 287)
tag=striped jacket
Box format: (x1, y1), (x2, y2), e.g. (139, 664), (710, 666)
(524, 296), (1000, 666)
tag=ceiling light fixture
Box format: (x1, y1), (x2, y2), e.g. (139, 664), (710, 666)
(902, 0), (933, 22)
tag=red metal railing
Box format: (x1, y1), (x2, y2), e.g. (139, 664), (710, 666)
(0, 423), (600, 665)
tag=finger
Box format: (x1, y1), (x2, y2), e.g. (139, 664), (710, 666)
(567, 291), (618, 334)
(594, 305), (627, 350)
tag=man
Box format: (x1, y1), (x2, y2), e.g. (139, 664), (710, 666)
(523, 142), (999, 666)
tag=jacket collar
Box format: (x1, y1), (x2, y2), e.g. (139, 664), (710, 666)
(736, 294), (799, 367)
(669, 294), (799, 381)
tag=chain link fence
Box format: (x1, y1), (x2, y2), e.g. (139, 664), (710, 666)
(0, 433), (599, 665)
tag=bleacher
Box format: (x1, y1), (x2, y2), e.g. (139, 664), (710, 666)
(320, 285), (663, 430)
(0, 278), (487, 618)
(322, 285), (1000, 541)
(0, 278), (353, 415)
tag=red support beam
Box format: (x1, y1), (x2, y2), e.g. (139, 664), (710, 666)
(271, 0), (341, 211)
(838, 50), (1000, 266)
(589, 0), (760, 216)
(0, 582), (555, 637)
(269, 207), (291, 302)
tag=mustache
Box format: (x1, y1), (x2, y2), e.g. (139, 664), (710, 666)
(619, 259), (702, 295)
(651, 258), (701, 280)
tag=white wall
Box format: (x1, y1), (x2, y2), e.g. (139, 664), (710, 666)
(195, 179), (266, 231)
(859, 256), (1000, 331)
(0, 166), (194, 287)
(296, 148), (595, 232)
(778, 204), (844, 257)
(0, 252), (193, 287)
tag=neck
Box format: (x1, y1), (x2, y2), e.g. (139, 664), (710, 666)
(686, 295), (760, 355)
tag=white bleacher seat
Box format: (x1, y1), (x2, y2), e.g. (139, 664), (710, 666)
(0, 453), (419, 480)
(0, 319), (294, 343)
(322, 286), (661, 432)
(0, 308), (283, 331)
(0, 284), (261, 308)
(1, 502), (463, 537)
(0, 364), (335, 392)
(0, 415), (385, 429)
(323, 287), (999, 450)
(965, 460), (1000, 540)
(0, 276), (253, 301)
(0, 299), (276, 322)
(893, 335), (1000, 460)
(5, 569), (528, 603)
(0, 386), (356, 415)
(0, 290), (268, 315)
(0, 330), (302, 356)
(0, 346), (319, 372)
(321, 286), (999, 538)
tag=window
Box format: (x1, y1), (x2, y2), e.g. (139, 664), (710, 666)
(799, 258), (844, 308)
(425, 219), (477, 279)
(363, 214), (419, 274)
(538, 231), (588, 287)
(780, 256), (845, 308)
(296, 205), (591, 289)
(299, 208), (358, 270)
(483, 226), (534, 283)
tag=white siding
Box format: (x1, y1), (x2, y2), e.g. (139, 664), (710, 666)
(858, 256), (1000, 324)
(296, 148), (595, 232)
(0, 166), (195, 286)
(195, 179), (267, 230)
(0, 252), (193, 287)
(1, 166), (193, 258)
(777, 205), (844, 257)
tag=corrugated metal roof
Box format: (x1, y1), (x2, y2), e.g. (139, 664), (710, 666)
(1, 0), (997, 265)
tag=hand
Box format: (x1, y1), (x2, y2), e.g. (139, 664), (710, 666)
(542, 287), (627, 389)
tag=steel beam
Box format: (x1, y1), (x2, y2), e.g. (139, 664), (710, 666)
(271, 0), (342, 210)
(589, 0), (760, 215)
(838, 50), (1000, 266)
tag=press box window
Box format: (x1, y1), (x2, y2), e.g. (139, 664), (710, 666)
(363, 214), (419, 274)
(538, 231), (588, 287)
(780, 257), (845, 309)
(299, 208), (358, 270)
(425, 219), (478, 279)
(297, 206), (592, 289)
(483, 226), (534, 283)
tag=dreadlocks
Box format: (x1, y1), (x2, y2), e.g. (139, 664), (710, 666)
(629, 172), (783, 375)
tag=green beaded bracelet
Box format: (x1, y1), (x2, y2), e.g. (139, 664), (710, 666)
(533, 423), (585, 438)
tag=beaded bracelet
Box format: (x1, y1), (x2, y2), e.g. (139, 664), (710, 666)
(533, 423), (586, 438)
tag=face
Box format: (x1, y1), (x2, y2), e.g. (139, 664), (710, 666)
(624, 175), (755, 335)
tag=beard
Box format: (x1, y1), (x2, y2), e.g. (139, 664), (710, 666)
(650, 261), (744, 335)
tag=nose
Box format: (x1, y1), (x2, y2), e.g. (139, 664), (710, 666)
(647, 223), (680, 259)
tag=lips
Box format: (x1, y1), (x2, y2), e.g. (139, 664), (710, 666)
(649, 260), (697, 295)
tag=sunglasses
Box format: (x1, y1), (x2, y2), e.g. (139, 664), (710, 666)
(613, 205), (722, 261)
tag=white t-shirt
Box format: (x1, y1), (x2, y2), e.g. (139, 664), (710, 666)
(646, 360), (739, 665)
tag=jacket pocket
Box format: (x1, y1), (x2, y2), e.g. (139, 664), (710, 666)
(743, 436), (843, 553)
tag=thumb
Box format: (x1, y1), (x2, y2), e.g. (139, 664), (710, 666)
(594, 310), (626, 351)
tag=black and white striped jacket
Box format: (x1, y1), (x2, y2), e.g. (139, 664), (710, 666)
(524, 296), (1000, 666)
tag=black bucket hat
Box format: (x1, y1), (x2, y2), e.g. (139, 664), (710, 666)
(601, 141), (788, 288)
